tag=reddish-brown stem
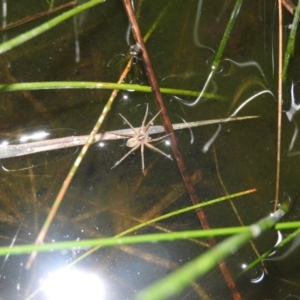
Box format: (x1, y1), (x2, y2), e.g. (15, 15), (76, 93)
(275, 0), (283, 210)
(0, 1), (77, 32)
(121, 1), (242, 299)
(121, 0), (204, 223)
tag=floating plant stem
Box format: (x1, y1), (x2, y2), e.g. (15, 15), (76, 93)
(0, 81), (223, 100)
(275, 221), (300, 230)
(0, 228), (266, 256)
(0, 202), (291, 258)
(1, 220), (300, 260)
(0, 116), (258, 160)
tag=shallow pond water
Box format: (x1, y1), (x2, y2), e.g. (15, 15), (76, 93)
(0, 1), (300, 299)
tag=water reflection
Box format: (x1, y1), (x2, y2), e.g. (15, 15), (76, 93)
(0, 128), (78, 174)
(1, 0), (300, 299)
(42, 268), (105, 300)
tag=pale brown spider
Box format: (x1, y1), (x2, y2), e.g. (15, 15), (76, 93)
(111, 104), (172, 172)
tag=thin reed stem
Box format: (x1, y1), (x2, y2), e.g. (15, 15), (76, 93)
(122, 1), (243, 299)
(275, 0), (283, 210)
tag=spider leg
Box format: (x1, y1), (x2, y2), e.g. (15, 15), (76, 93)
(141, 103), (149, 128)
(149, 133), (171, 143)
(144, 142), (172, 160)
(141, 143), (145, 172)
(111, 144), (140, 169)
(111, 131), (135, 138)
(119, 114), (140, 136)
(144, 109), (162, 132)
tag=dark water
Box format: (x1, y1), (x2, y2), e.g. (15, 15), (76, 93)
(0, 0), (299, 299)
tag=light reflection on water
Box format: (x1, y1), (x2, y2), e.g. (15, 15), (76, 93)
(0, 128), (78, 174)
(42, 268), (105, 300)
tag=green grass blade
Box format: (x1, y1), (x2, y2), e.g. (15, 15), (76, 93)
(0, 81), (223, 100)
(212, 0), (243, 69)
(0, 220), (298, 258)
(137, 204), (288, 300)
(241, 226), (300, 274)
(0, 0), (105, 55)
(282, 0), (300, 80)
(177, 0), (243, 106)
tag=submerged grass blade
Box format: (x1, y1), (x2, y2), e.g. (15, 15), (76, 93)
(60, 189), (256, 270)
(213, 0), (243, 69)
(176, 0), (243, 106)
(119, 189), (256, 237)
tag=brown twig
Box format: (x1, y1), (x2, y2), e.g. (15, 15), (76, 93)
(121, 1), (242, 299)
(0, 1), (77, 32)
(282, 0), (296, 15)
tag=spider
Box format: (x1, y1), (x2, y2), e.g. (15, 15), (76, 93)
(111, 104), (172, 172)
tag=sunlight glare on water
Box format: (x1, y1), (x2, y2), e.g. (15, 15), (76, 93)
(42, 269), (105, 300)
(19, 130), (50, 142)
